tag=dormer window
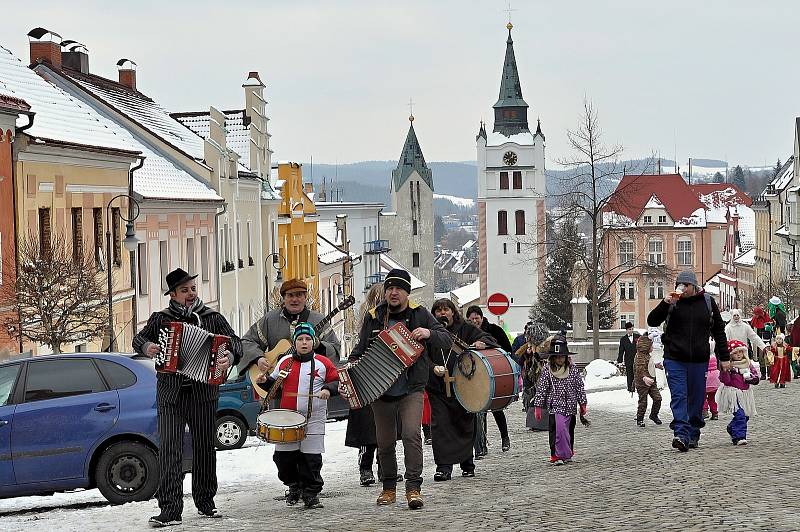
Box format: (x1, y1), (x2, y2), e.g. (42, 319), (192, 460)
(658, 215), (667, 225)
(643, 215), (652, 225)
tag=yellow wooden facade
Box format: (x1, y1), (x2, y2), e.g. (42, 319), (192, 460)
(276, 162), (319, 308)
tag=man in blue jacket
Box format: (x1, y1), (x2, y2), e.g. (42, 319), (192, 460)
(647, 270), (730, 452)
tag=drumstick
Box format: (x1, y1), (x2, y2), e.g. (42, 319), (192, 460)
(285, 392), (322, 398)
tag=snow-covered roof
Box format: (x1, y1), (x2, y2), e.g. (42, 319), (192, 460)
(380, 254), (425, 290)
(703, 273), (720, 296)
(732, 204), (755, 251)
(485, 130), (535, 147)
(644, 194), (665, 209)
(317, 232), (348, 265)
(674, 207), (706, 227)
(452, 257), (476, 275)
(64, 69), (206, 161)
(696, 186), (752, 224)
(173, 110), (252, 172)
(450, 279), (480, 307)
(769, 157), (795, 192)
(733, 248), (756, 267)
(776, 224), (789, 237)
(0, 45), (135, 153)
(462, 240), (475, 250)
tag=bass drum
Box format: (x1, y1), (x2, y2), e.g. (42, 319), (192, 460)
(454, 348), (520, 413)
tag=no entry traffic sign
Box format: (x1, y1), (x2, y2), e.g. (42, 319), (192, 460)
(487, 292), (510, 316)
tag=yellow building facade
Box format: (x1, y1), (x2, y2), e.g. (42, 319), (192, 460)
(13, 136), (139, 354)
(276, 162), (319, 308)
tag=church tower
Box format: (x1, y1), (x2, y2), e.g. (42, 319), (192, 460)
(383, 114), (435, 304)
(477, 23), (546, 331)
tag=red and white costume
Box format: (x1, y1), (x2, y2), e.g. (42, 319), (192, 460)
(271, 353), (339, 454)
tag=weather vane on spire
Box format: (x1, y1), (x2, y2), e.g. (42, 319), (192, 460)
(408, 97), (415, 122)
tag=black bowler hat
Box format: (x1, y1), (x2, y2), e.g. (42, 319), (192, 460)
(164, 268), (198, 295)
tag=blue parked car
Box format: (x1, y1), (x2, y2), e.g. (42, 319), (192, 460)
(0, 353), (189, 504)
(215, 362), (351, 451)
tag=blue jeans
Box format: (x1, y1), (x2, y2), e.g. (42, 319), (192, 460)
(664, 359), (707, 443)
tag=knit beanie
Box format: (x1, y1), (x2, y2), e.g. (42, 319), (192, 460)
(636, 335), (653, 354)
(292, 322), (319, 348)
(384, 268), (412, 294)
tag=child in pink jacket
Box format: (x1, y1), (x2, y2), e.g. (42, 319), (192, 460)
(703, 354), (721, 420)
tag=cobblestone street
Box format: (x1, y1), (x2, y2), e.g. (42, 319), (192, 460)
(4, 383), (798, 531)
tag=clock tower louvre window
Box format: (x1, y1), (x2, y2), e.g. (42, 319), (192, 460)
(513, 171), (522, 189)
(500, 172), (509, 190)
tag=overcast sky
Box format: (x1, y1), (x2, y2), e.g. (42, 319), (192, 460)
(3, 1), (799, 168)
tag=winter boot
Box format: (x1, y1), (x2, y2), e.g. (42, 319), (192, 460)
(406, 489), (424, 510)
(303, 495), (324, 509)
(710, 413), (718, 421)
(148, 514), (182, 528)
(501, 437), (511, 452)
(671, 437), (688, 452)
(649, 413), (663, 425)
(636, 417), (646, 428)
(360, 469), (375, 486)
(376, 489), (396, 506)
(285, 485), (302, 506)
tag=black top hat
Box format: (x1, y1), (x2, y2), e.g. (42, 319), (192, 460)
(545, 334), (578, 356)
(164, 268), (198, 295)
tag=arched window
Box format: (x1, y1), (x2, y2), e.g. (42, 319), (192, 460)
(498, 210), (508, 235)
(515, 210), (525, 235)
(677, 237), (693, 266)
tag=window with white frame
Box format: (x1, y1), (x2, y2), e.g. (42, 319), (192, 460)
(137, 242), (148, 295)
(658, 215), (667, 225)
(643, 215), (652, 225)
(201, 235), (210, 281)
(619, 280), (635, 300)
(648, 280), (664, 299)
(619, 314), (635, 329)
(618, 239), (634, 264)
(648, 239), (664, 264)
(677, 237), (693, 266)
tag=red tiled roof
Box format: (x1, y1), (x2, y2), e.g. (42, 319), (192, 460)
(0, 94), (31, 112)
(691, 183), (752, 208)
(604, 173), (704, 222)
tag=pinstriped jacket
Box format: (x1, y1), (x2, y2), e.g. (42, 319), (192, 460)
(133, 306), (242, 403)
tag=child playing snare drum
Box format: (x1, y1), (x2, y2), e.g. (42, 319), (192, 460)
(256, 322), (340, 509)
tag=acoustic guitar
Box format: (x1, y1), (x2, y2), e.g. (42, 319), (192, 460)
(249, 296), (356, 398)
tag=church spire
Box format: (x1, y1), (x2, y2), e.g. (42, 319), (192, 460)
(492, 22), (529, 136)
(392, 114), (433, 191)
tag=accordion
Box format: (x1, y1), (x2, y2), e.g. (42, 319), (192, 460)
(156, 321), (229, 385)
(339, 322), (424, 409)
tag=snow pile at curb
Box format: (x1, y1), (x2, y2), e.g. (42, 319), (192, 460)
(585, 359), (618, 379)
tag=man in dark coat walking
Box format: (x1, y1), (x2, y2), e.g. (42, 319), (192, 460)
(344, 269), (450, 510)
(617, 322), (640, 392)
(648, 270), (730, 452)
(429, 299), (498, 481)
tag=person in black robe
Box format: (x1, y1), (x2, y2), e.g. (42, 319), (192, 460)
(428, 299), (499, 481)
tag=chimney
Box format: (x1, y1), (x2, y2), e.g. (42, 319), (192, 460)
(117, 58), (137, 91)
(304, 182), (314, 195)
(61, 40), (89, 74)
(27, 27), (62, 69)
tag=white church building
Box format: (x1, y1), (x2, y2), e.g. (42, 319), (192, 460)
(476, 22), (547, 331)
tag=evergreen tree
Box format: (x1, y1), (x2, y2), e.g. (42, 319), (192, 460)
(434, 215), (446, 244)
(712, 171), (724, 183)
(774, 159), (783, 178)
(732, 165), (746, 190)
(531, 217), (580, 330)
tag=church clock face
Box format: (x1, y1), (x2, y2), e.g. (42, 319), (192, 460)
(503, 151), (518, 166)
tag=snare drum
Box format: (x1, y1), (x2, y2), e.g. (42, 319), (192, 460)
(454, 348), (520, 413)
(256, 409), (307, 443)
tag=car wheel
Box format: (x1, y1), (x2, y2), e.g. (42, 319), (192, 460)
(215, 415), (247, 450)
(95, 441), (159, 504)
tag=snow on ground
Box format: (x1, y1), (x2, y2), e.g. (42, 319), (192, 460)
(589, 386), (671, 415)
(585, 359), (618, 379)
(432, 193), (474, 208)
(585, 374), (627, 392)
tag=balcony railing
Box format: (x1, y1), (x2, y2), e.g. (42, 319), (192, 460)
(364, 239), (390, 254)
(365, 272), (387, 289)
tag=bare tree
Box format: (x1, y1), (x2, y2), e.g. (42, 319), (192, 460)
(515, 99), (670, 357)
(2, 230), (108, 354)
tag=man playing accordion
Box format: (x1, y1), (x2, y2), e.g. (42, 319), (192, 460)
(133, 268), (242, 528)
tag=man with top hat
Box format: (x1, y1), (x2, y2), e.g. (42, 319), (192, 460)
(343, 268), (450, 509)
(133, 268), (242, 527)
(240, 278), (341, 387)
(647, 270), (729, 453)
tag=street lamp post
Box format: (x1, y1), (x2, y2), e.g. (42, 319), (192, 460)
(105, 194), (141, 352)
(264, 252), (286, 307)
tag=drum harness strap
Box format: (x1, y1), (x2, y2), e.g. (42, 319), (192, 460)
(259, 356), (315, 424)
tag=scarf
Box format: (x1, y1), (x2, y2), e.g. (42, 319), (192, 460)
(551, 364), (569, 379)
(731, 357), (751, 371)
(167, 298), (205, 326)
